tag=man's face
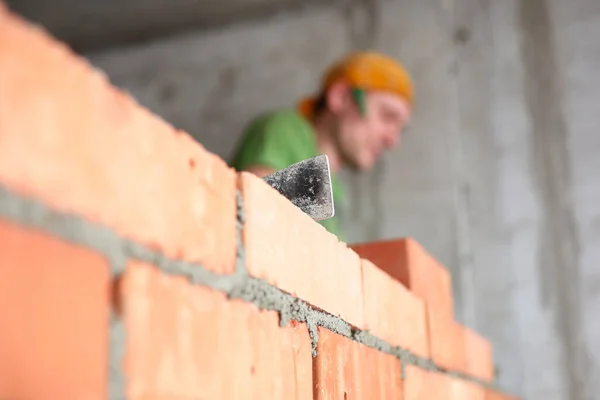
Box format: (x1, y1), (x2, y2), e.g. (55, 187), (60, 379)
(329, 83), (412, 171)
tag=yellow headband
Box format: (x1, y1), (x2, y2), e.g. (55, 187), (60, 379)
(298, 51), (414, 118)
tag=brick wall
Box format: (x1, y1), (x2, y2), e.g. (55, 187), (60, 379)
(0, 4), (519, 399)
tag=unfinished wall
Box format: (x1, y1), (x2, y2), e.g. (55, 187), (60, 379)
(0, 6), (522, 399)
(83, 0), (600, 398)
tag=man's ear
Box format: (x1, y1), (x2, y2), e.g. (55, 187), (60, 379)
(325, 79), (352, 114)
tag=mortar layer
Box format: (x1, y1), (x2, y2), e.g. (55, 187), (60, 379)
(0, 184), (504, 394)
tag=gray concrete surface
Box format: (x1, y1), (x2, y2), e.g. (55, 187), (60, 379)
(81, 0), (599, 398)
(4, 0), (323, 51)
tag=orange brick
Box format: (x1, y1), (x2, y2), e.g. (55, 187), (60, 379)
(239, 172), (364, 328)
(351, 238), (454, 318)
(0, 219), (110, 400)
(464, 327), (494, 382)
(0, 9), (236, 273)
(449, 377), (485, 400)
(313, 327), (402, 399)
(120, 261), (312, 399)
(427, 307), (467, 373)
(361, 259), (429, 358)
(486, 389), (520, 400)
(404, 365), (451, 400)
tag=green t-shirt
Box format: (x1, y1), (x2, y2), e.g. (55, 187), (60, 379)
(230, 109), (345, 240)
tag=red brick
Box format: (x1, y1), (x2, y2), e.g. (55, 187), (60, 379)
(427, 307), (467, 373)
(449, 377), (485, 400)
(120, 261), (312, 399)
(0, 9), (236, 273)
(239, 172), (364, 328)
(486, 389), (520, 400)
(351, 238), (454, 318)
(465, 327), (494, 382)
(361, 259), (429, 358)
(0, 219), (110, 400)
(403, 365), (451, 400)
(313, 327), (402, 399)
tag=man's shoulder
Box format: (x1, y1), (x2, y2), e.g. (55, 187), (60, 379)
(242, 107), (316, 149)
(247, 108), (312, 132)
(230, 108), (316, 171)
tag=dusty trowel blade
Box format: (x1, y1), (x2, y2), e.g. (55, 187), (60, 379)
(263, 154), (335, 221)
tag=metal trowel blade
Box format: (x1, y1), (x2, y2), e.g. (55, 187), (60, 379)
(263, 154), (335, 221)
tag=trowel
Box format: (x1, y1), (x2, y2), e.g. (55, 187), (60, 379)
(263, 154), (335, 221)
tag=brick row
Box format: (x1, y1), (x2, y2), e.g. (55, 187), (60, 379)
(0, 219), (315, 399)
(405, 365), (517, 400)
(0, 220), (110, 399)
(0, 7), (237, 274)
(239, 173), (437, 364)
(120, 261), (313, 399)
(238, 172), (497, 383)
(352, 238), (496, 382)
(0, 218), (517, 399)
(351, 238), (454, 318)
(313, 328), (403, 399)
(361, 259), (429, 358)
(239, 170), (497, 381)
(239, 172), (364, 328)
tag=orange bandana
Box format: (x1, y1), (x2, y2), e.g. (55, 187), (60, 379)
(298, 51), (414, 119)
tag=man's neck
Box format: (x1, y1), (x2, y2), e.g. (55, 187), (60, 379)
(312, 112), (342, 173)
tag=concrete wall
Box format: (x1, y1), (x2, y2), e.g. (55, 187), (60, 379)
(86, 0), (600, 398)
(547, 1), (600, 398)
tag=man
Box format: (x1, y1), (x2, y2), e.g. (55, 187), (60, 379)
(229, 51), (414, 240)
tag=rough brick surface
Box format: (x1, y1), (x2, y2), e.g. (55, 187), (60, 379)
(361, 259), (429, 358)
(351, 238), (454, 318)
(0, 219), (110, 400)
(464, 327), (494, 382)
(0, 8), (236, 274)
(239, 172), (364, 328)
(403, 365), (451, 399)
(313, 327), (403, 399)
(120, 261), (312, 399)
(0, 6), (522, 400)
(427, 307), (467, 373)
(450, 377), (486, 400)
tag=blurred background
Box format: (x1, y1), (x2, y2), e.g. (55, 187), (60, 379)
(7, 0), (599, 398)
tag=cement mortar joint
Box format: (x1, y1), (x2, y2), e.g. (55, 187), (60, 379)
(0, 185), (506, 395)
